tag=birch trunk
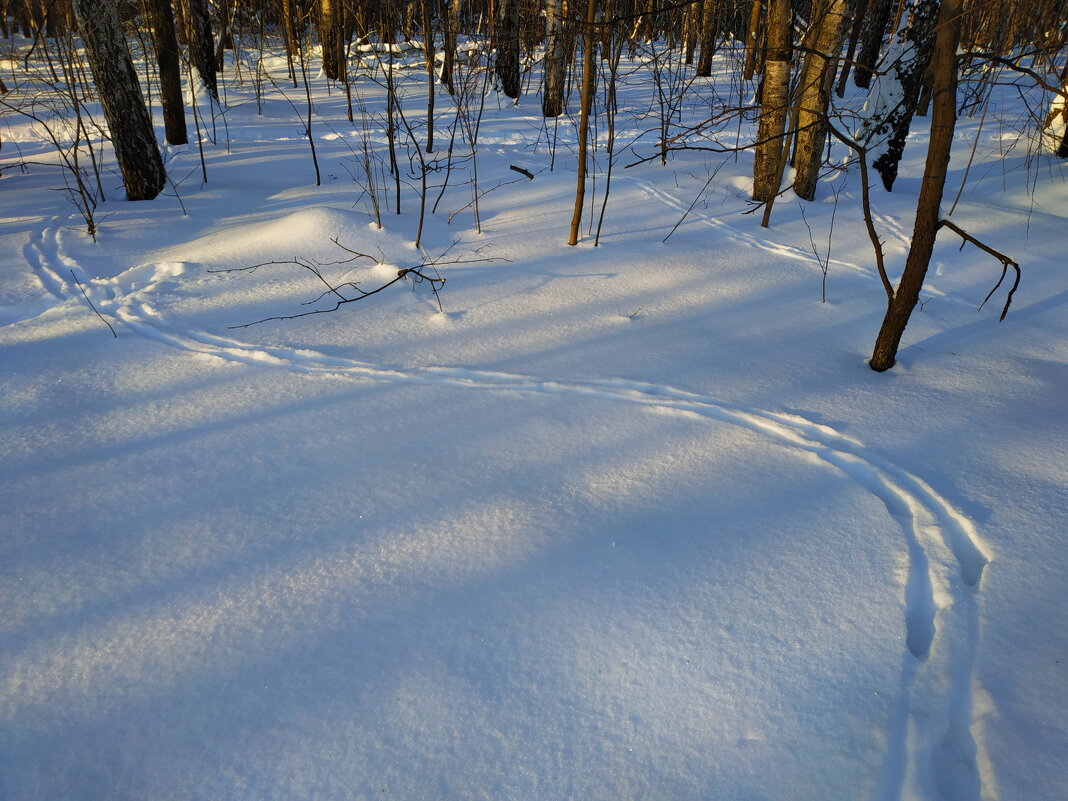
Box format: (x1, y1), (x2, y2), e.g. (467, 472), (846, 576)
(752, 0), (792, 202)
(542, 0), (566, 115)
(792, 0), (847, 201)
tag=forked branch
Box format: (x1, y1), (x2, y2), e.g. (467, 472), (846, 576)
(937, 219), (1021, 321)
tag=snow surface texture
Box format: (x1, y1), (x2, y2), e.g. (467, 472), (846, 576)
(2, 39), (1067, 801)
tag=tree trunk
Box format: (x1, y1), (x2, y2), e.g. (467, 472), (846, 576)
(568, 0), (598, 245)
(71, 0), (166, 200)
(835, 0), (869, 96)
(741, 0), (762, 81)
(186, 0), (218, 98)
(792, 0), (847, 201)
(870, 0), (959, 372)
(695, 0), (720, 78)
(146, 0), (187, 145)
(214, 0), (235, 67)
(1043, 61), (1068, 157)
(752, 0), (792, 202)
(852, 0), (893, 88)
(542, 0), (567, 115)
(495, 0), (520, 98)
(440, 0), (458, 93)
(421, 0), (435, 151)
(862, 0), (941, 191)
(317, 0), (345, 81)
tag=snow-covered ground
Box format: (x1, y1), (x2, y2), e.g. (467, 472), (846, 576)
(1, 40), (1066, 801)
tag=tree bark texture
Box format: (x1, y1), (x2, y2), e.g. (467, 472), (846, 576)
(186, 0), (219, 98)
(695, 0), (720, 77)
(792, 0), (847, 201)
(542, 0), (567, 115)
(852, 0), (894, 88)
(752, 0), (792, 202)
(495, 0), (521, 98)
(870, 0), (960, 372)
(146, 0), (187, 145)
(317, 0), (346, 81)
(1044, 68), (1068, 157)
(742, 0), (762, 81)
(72, 0), (166, 200)
(440, 0), (458, 93)
(862, 0), (940, 190)
(835, 0), (869, 95)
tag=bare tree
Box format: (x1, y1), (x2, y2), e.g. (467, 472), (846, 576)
(185, 0), (219, 99)
(145, 0), (187, 145)
(317, 0), (346, 81)
(869, 0), (958, 372)
(694, 0), (720, 78)
(71, 0), (166, 200)
(792, 0), (848, 200)
(542, 0), (567, 115)
(852, 0), (894, 88)
(495, 0), (521, 98)
(861, 0), (941, 190)
(568, 0), (598, 245)
(752, 0), (792, 202)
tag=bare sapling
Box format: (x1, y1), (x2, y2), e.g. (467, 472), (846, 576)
(568, 0), (598, 245)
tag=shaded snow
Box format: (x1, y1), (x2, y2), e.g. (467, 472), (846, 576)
(2, 35), (1067, 801)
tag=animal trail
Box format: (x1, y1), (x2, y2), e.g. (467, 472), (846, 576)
(26, 212), (994, 801)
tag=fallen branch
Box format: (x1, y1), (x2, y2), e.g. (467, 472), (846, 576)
(227, 266), (445, 329)
(218, 240), (508, 329)
(938, 219), (1021, 321)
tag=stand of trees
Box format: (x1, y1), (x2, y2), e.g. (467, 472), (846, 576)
(1, 0), (1064, 368)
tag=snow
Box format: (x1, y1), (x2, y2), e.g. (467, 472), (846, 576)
(2, 36), (1067, 801)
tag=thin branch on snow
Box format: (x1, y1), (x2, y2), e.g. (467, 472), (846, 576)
(937, 220), (1021, 321)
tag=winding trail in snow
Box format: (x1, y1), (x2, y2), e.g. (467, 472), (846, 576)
(22, 212), (995, 801)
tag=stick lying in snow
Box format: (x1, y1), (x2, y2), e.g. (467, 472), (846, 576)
(210, 239), (509, 328)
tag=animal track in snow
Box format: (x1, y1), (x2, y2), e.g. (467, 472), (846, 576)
(23, 214), (994, 801)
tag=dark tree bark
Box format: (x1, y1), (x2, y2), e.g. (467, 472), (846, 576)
(71, 0), (166, 200)
(862, 0), (941, 191)
(835, 0), (869, 95)
(852, 0), (894, 88)
(440, 0), (458, 93)
(695, 0), (721, 78)
(741, 0), (762, 81)
(752, 0), (792, 202)
(317, 0), (346, 81)
(146, 0), (187, 145)
(186, 0), (219, 99)
(542, 0), (566, 115)
(870, 0), (960, 372)
(495, 0), (521, 99)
